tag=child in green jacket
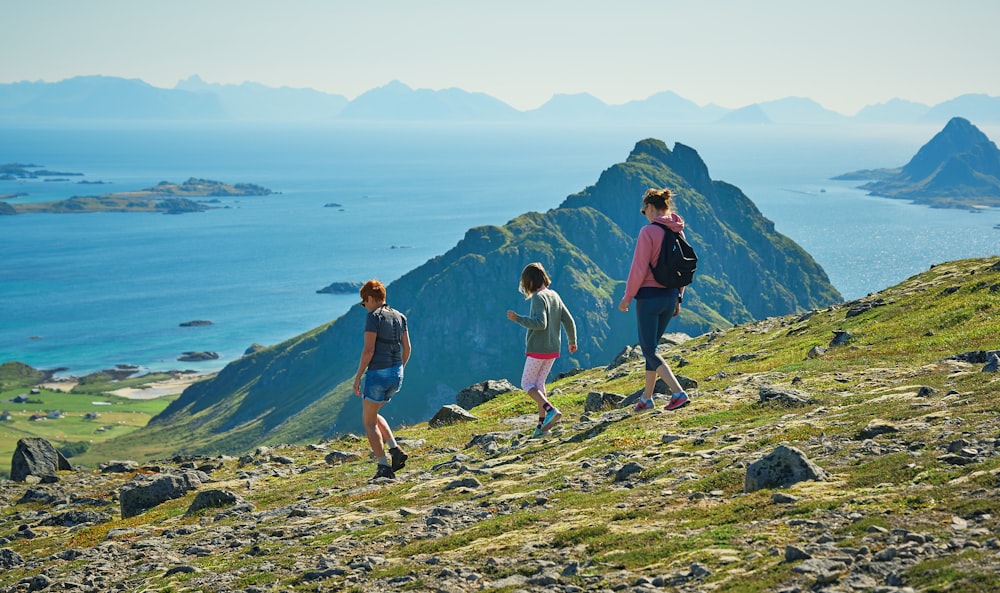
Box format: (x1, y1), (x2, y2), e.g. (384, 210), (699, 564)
(506, 262), (578, 438)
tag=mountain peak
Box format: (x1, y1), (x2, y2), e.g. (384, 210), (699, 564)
(939, 116), (991, 143)
(903, 116), (1000, 180)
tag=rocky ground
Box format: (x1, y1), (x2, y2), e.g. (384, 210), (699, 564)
(1, 258), (998, 593)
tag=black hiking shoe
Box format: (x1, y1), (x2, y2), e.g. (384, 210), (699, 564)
(389, 447), (408, 471)
(373, 464), (395, 480)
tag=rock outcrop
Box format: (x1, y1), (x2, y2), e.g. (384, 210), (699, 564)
(9, 438), (72, 482)
(119, 471), (206, 518)
(744, 445), (829, 493)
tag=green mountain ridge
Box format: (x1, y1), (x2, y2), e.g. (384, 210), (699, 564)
(82, 138), (842, 463)
(2, 257), (998, 592)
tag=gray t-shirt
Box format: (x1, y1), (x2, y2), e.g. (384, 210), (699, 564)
(364, 305), (408, 371)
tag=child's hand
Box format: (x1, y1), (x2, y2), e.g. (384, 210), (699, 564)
(569, 344), (578, 354)
(506, 310), (518, 321)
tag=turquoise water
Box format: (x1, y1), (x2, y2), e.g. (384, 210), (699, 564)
(2, 121), (998, 376)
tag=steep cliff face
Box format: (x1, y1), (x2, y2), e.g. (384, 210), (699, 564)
(561, 139), (841, 321)
(116, 138), (842, 456)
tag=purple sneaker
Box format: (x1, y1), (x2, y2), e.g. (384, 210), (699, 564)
(665, 392), (690, 410)
(634, 398), (654, 412)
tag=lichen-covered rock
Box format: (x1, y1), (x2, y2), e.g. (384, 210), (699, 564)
(429, 404), (478, 427)
(119, 471), (205, 518)
(455, 379), (516, 410)
(745, 445), (828, 493)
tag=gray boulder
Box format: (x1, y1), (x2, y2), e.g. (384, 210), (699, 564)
(455, 379), (516, 410)
(37, 510), (112, 527)
(807, 346), (826, 359)
(0, 548), (25, 570)
(429, 404), (478, 427)
(606, 345), (642, 369)
(947, 350), (1000, 364)
(10, 437), (72, 482)
(325, 450), (363, 465)
(829, 330), (852, 346)
(585, 391), (626, 412)
(186, 489), (247, 515)
(100, 460), (139, 473)
(119, 471), (205, 518)
(745, 445), (828, 493)
(759, 385), (813, 407)
(857, 419), (900, 439)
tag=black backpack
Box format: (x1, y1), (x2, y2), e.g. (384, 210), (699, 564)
(649, 222), (697, 289)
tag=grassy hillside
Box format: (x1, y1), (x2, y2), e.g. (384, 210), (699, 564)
(1, 257), (997, 592)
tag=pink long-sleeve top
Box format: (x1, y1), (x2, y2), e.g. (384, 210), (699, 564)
(623, 213), (687, 302)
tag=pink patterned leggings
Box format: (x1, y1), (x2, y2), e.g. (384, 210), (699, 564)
(521, 356), (555, 397)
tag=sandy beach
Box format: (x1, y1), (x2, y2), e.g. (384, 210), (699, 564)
(37, 371), (210, 399)
(107, 372), (208, 399)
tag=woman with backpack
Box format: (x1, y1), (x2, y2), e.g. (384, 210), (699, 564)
(618, 188), (691, 412)
(354, 279), (411, 480)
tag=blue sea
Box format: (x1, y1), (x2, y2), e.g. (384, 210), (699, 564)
(2, 121), (999, 377)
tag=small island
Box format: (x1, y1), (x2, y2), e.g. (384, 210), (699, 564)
(833, 117), (1000, 210)
(317, 281), (363, 295)
(177, 351), (220, 362)
(0, 163), (83, 180)
(1, 177), (274, 215)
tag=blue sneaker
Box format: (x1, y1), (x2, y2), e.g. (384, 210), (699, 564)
(531, 427), (546, 439)
(665, 392), (690, 410)
(541, 407), (562, 432)
(634, 398), (654, 412)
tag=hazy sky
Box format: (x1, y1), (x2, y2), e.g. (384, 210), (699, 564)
(4, 0), (998, 115)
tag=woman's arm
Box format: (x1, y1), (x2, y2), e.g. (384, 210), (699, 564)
(400, 330), (411, 366)
(353, 331), (377, 396)
(619, 226), (655, 311)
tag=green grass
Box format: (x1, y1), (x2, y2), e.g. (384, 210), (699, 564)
(2, 257), (999, 592)
(400, 510), (543, 557)
(0, 382), (177, 477)
(904, 550), (1000, 592)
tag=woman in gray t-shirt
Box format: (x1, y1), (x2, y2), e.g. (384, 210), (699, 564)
(354, 279), (411, 480)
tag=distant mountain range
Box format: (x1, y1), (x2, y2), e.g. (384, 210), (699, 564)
(2, 75), (999, 125)
(834, 117), (1000, 209)
(88, 138), (842, 457)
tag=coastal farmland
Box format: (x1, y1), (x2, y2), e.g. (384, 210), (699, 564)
(0, 374), (180, 477)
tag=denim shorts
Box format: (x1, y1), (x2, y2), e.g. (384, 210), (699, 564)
(362, 365), (403, 403)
